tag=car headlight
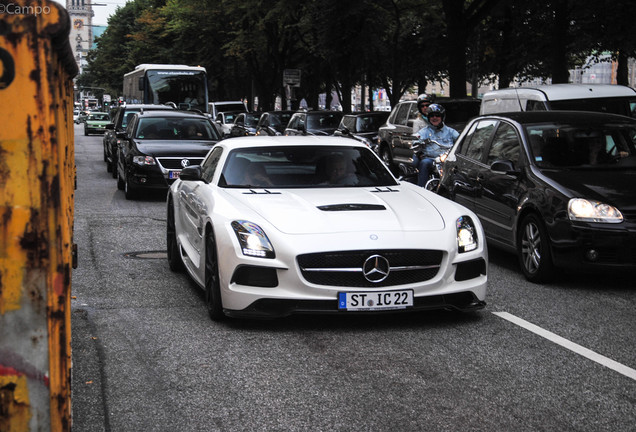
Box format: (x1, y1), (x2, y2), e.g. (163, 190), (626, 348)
(231, 220), (275, 258)
(568, 198), (623, 223)
(132, 155), (156, 166)
(457, 216), (478, 253)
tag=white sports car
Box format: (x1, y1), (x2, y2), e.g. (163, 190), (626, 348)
(166, 136), (488, 320)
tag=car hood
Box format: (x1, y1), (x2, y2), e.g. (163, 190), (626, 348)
(224, 187), (445, 234)
(541, 168), (636, 210)
(135, 140), (217, 157)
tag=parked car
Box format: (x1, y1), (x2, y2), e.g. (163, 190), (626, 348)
(479, 84), (636, 116)
(83, 112), (110, 135)
(255, 110), (295, 136)
(229, 112), (260, 137)
(208, 100), (247, 118)
(284, 111), (343, 136)
(166, 136), (488, 320)
(437, 111), (636, 282)
(103, 104), (175, 176)
(73, 109), (80, 123)
(116, 110), (221, 199)
(334, 111), (390, 150)
(215, 111), (244, 137)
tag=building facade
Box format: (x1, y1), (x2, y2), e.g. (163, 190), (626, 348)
(66, 0), (94, 75)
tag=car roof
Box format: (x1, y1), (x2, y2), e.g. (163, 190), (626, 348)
(483, 84), (636, 100)
(476, 110), (636, 125)
(120, 104), (176, 110)
(218, 135), (369, 150)
(135, 110), (209, 119)
(346, 111), (390, 117)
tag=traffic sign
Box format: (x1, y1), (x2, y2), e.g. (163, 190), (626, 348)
(283, 69), (301, 87)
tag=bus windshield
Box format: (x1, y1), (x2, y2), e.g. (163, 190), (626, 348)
(146, 70), (207, 113)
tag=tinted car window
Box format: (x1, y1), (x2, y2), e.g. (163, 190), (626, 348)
(460, 120), (496, 161)
(486, 122), (521, 166)
(201, 146), (223, 183)
(526, 121), (636, 167)
(307, 112), (341, 129)
(136, 117), (220, 140)
(356, 114), (388, 132)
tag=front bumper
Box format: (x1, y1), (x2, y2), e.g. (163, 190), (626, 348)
(550, 220), (636, 271)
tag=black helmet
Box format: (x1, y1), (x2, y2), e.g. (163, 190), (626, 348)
(426, 103), (446, 124)
(417, 93), (433, 109)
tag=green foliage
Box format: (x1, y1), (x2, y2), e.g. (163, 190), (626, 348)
(80, 0), (636, 108)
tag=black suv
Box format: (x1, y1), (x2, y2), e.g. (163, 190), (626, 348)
(334, 111), (389, 150)
(284, 110), (343, 136)
(376, 101), (420, 169)
(115, 110), (221, 199)
(103, 104), (175, 176)
(255, 110), (295, 136)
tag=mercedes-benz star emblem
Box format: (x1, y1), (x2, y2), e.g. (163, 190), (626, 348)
(362, 255), (390, 283)
(180, 159), (191, 168)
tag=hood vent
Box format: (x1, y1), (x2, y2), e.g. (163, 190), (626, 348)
(318, 203), (386, 211)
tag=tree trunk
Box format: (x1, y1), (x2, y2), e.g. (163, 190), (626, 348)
(550, 0), (570, 83)
(444, 0), (468, 98)
(616, 51), (629, 86)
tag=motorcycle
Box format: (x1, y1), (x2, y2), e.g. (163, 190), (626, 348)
(398, 139), (447, 192)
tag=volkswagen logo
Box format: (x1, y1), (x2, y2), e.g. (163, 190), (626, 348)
(362, 254), (390, 283)
(180, 159), (191, 168)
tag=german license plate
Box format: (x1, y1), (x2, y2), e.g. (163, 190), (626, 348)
(169, 170), (181, 179)
(338, 290), (413, 311)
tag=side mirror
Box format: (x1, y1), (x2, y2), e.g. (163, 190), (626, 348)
(490, 160), (520, 176)
(179, 165), (204, 182)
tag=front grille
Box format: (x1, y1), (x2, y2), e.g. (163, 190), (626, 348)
(157, 157), (205, 170)
(297, 249), (443, 288)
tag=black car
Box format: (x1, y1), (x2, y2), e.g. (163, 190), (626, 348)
(103, 104), (175, 176)
(229, 112), (260, 137)
(284, 110), (343, 136)
(254, 110), (295, 136)
(333, 111), (390, 150)
(438, 111), (636, 282)
(116, 110), (221, 199)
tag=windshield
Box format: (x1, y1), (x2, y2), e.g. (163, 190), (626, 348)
(146, 70), (207, 112)
(356, 114), (389, 132)
(219, 145), (398, 188)
(526, 121), (636, 168)
(306, 113), (342, 130)
(88, 113), (109, 121)
(136, 117), (220, 140)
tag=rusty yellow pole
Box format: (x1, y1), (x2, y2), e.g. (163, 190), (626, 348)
(0, 0), (78, 430)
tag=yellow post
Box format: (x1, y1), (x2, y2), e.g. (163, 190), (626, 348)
(0, 0), (78, 430)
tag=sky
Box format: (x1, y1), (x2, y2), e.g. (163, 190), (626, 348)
(53, 0), (130, 26)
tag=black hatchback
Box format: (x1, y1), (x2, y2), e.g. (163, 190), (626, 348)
(116, 110), (221, 199)
(438, 111), (636, 282)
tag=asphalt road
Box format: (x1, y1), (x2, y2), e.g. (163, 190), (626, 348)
(70, 124), (636, 431)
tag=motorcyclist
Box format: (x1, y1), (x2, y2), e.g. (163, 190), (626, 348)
(411, 103), (459, 187)
(412, 93), (433, 134)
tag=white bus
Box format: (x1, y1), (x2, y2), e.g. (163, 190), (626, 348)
(123, 64), (209, 113)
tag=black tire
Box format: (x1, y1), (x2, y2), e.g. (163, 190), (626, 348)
(116, 166), (125, 190)
(110, 160), (117, 178)
(204, 227), (225, 321)
(517, 213), (554, 283)
(84, 129), (88, 136)
(425, 178), (440, 192)
(166, 198), (185, 272)
(380, 145), (392, 167)
(106, 158), (112, 172)
(124, 173), (138, 200)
